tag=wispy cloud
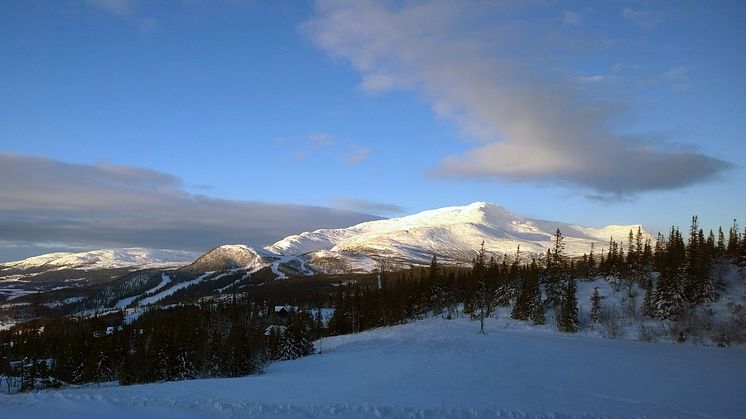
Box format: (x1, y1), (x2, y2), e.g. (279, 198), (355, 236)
(302, 0), (729, 198)
(663, 65), (692, 92)
(343, 146), (371, 165)
(622, 7), (665, 29)
(330, 197), (405, 216)
(87, 0), (137, 16)
(86, 0), (157, 34)
(308, 132), (335, 146)
(562, 11), (581, 25)
(0, 153), (377, 259)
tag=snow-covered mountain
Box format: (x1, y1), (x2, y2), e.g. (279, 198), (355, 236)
(0, 202), (649, 278)
(0, 248), (199, 274)
(179, 244), (269, 274)
(265, 202), (648, 272)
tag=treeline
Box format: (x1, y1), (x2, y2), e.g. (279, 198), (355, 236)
(2, 217), (745, 392)
(0, 299), (317, 392)
(330, 216), (746, 338)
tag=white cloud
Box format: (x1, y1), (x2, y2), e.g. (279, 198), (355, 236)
(302, 0), (729, 197)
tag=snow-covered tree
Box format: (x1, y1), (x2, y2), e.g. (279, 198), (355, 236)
(557, 278), (578, 333)
(590, 287), (603, 324)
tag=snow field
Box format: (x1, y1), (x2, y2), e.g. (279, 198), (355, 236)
(2, 314), (744, 418)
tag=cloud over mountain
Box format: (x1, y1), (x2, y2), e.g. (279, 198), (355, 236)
(0, 153), (376, 260)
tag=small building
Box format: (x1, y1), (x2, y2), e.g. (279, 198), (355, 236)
(273, 305), (298, 317)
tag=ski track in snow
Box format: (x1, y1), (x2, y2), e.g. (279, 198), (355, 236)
(115, 273), (172, 309)
(2, 315), (745, 418)
(137, 272), (215, 307)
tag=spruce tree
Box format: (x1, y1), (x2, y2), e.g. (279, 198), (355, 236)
(587, 243), (597, 279)
(716, 227), (726, 258)
(642, 276), (656, 317)
(511, 266), (531, 320)
(655, 227), (686, 320)
(472, 241), (491, 334)
(590, 287), (602, 324)
(740, 226), (746, 268)
(727, 219), (740, 258)
(171, 349), (195, 381)
(543, 229), (566, 308)
(557, 278), (579, 333)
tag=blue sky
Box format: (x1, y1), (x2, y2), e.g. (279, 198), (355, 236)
(0, 1), (744, 260)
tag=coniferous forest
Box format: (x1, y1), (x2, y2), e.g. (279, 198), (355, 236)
(2, 217), (745, 392)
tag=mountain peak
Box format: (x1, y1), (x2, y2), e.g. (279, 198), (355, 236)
(265, 202), (649, 273)
(180, 244), (267, 273)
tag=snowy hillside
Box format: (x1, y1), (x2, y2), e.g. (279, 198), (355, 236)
(2, 315), (744, 418)
(0, 248), (199, 274)
(266, 202), (648, 272)
(178, 244), (268, 274)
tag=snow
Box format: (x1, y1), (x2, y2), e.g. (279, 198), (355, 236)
(136, 272), (224, 307)
(264, 202), (649, 273)
(0, 287), (38, 301)
(0, 248), (199, 273)
(2, 315), (744, 418)
(114, 273), (172, 309)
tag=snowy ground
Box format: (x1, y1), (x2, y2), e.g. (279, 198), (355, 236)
(2, 315), (745, 418)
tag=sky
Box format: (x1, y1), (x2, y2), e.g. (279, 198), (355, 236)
(1, 0), (744, 261)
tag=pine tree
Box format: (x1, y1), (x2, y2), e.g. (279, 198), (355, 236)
(93, 350), (113, 384)
(642, 276), (656, 317)
(655, 227), (686, 320)
(171, 349), (195, 381)
(472, 241), (491, 334)
(557, 278), (578, 333)
(512, 261), (545, 324)
(740, 226), (746, 268)
(428, 254), (445, 316)
(277, 320), (314, 360)
(587, 243), (597, 279)
(590, 287), (603, 324)
(154, 347), (170, 382)
(727, 219), (740, 258)
(543, 229), (566, 308)
(19, 357), (36, 392)
(684, 217), (713, 306)
(511, 266), (531, 321)
(716, 226), (726, 258)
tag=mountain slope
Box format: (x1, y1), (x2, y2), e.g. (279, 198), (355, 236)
(266, 202), (648, 272)
(178, 245), (269, 274)
(0, 248), (199, 274)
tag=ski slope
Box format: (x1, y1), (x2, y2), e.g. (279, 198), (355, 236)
(2, 316), (744, 418)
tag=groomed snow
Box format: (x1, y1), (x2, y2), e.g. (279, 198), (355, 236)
(2, 315), (744, 418)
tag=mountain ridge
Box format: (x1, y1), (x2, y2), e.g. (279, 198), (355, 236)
(264, 202), (649, 273)
(0, 248), (199, 275)
(1, 202), (649, 276)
